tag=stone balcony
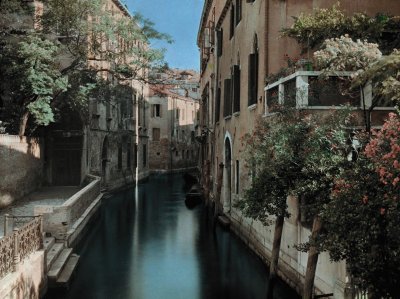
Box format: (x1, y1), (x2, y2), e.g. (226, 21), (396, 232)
(264, 71), (394, 125)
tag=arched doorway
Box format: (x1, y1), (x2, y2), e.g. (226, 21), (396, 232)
(101, 136), (109, 185)
(224, 136), (232, 213)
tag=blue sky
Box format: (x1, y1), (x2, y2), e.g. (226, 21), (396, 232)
(126, 0), (204, 71)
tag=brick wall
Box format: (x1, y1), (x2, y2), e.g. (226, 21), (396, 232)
(0, 135), (44, 208)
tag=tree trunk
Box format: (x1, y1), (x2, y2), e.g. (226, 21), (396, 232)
(19, 110), (30, 137)
(266, 215), (285, 299)
(303, 215), (323, 299)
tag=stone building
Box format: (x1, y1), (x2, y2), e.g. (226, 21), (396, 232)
(197, 0), (400, 298)
(43, 0), (151, 189)
(147, 70), (200, 172)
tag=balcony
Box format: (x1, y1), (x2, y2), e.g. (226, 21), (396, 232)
(264, 71), (393, 115)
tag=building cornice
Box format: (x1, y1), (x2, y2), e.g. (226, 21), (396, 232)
(197, 0), (214, 47)
(112, 0), (132, 18)
(216, 0), (232, 29)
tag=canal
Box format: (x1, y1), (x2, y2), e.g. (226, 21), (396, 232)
(47, 174), (300, 299)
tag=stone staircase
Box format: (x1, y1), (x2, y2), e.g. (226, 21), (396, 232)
(44, 237), (80, 289)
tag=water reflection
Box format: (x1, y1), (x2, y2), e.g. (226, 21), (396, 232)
(46, 174), (300, 299)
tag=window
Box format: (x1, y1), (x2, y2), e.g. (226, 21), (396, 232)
(182, 130), (185, 141)
(215, 87), (221, 122)
(248, 35), (259, 106)
(223, 78), (232, 117)
(192, 87), (197, 92)
(235, 0), (242, 25)
(182, 150), (185, 158)
(176, 108), (180, 120)
(153, 128), (160, 141)
(118, 144), (122, 169)
(191, 131), (195, 142)
(176, 150), (179, 157)
(143, 144), (147, 167)
(151, 104), (161, 117)
(217, 29), (223, 57)
(232, 65), (241, 112)
(230, 5), (235, 39)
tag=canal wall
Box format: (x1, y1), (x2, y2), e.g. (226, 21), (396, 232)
(0, 135), (44, 208)
(225, 194), (350, 299)
(34, 175), (102, 246)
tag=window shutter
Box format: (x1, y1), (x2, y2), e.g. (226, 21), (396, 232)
(151, 104), (154, 117)
(233, 65), (241, 112)
(217, 29), (223, 57)
(223, 78), (232, 117)
(248, 53), (258, 105)
(215, 87), (221, 122)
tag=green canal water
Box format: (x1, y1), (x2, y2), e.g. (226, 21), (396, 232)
(46, 173), (300, 299)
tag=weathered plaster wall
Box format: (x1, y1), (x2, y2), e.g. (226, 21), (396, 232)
(0, 251), (46, 299)
(0, 135), (43, 208)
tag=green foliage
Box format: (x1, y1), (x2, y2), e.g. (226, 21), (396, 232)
(0, 34), (67, 128)
(293, 108), (357, 232)
(0, 0), (172, 134)
(235, 108), (309, 224)
(282, 2), (400, 54)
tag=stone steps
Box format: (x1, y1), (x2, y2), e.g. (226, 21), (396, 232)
(48, 248), (73, 284)
(44, 237), (55, 252)
(46, 243), (64, 270)
(56, 254), (80, 289)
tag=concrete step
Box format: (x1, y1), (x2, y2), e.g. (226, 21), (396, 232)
(46, 243), (64, 270)
(44, 237), (55, 253)
(48, 248), (73, 283)
(56, 254), (80, 289)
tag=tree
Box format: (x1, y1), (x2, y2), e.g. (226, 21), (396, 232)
(322, 113), (400, 298)
(293, 108), (357, 299)
(0, 0), (172, 135)
(236, 108), (309, 298)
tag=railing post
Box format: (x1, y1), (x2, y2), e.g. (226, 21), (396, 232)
(13, 228), (20, 271)
(4, 214), (9, 236)
(39, 215), (44, 250)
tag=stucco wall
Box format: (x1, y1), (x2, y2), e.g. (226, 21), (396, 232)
(0, 135), (44, 208)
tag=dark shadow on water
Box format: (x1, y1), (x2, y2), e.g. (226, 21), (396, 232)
(45, 174), (300, 299)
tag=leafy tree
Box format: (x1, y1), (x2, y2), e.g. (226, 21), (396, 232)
(0, 34), (67, 135)
(322, 113), (400, 298)
(293, 108), (357, 299)
(236, 108), (309, 298)
(0, 0), (172, 135)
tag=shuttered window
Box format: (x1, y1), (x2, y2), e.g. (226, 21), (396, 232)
(223, 79), (232, 117)
(215, 87), (221, 122)
(232, 65), (241, 113)
(236, 0), (242, 25)
(248, 52), (259, 106)
(217, 29), (223, 57)
(230, 5), (235, 39)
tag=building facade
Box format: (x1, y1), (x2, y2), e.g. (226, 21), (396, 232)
(197, 0), (400, 298)
(148, 70), (200, 172)
(44, 0), (151, 189)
